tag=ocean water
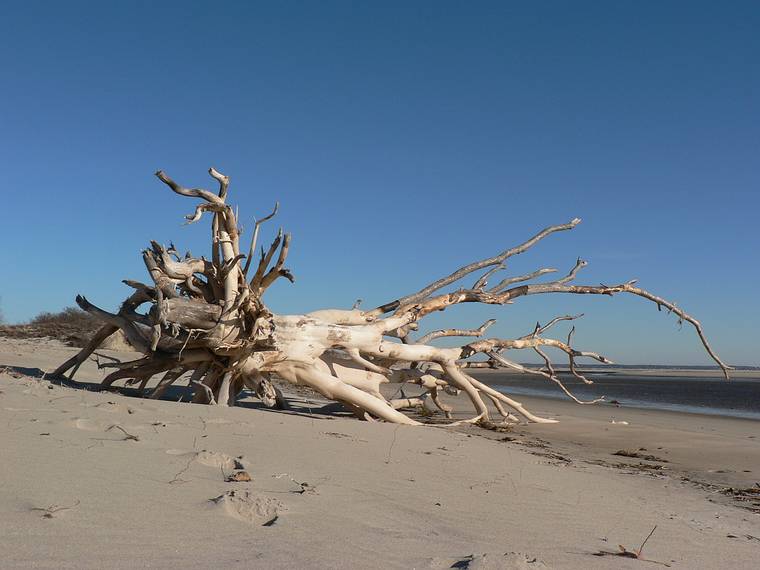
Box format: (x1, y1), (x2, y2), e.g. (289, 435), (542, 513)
(471, 370), (760, 420)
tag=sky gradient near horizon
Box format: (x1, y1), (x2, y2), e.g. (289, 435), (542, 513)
(0, 1), (757, 365)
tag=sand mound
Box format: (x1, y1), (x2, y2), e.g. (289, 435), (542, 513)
(194, 450), (246, 471)
(209, 490), (283, 526)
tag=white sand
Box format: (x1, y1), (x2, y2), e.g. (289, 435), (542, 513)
(1, 337), (759, 569)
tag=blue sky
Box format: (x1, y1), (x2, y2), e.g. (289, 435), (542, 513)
(0, 2), (757, 365)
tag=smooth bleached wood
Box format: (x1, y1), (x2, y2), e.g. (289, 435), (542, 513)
(55, 167), (731, 425)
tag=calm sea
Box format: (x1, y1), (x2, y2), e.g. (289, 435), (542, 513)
(471, 368), (760, 420)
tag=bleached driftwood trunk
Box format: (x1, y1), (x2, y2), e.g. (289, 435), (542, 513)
(54, 168), (731, 425)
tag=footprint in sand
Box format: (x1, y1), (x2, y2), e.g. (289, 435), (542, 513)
(73, 418), (147, 437)
(195, 450), (246, 470)
(209, 490), (283, 526)
(164, 449), (246, 471)
(73, 418), (107, 431)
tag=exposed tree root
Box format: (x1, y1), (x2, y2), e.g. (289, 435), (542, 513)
(53, 167), (731, 425)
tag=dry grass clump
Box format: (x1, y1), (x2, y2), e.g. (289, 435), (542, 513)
(0, 307), (99, 347)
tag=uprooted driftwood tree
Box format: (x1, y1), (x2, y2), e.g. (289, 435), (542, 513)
(53, 168), (731, 425)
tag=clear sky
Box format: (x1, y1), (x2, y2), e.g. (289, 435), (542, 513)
(0, 1), (757, 365)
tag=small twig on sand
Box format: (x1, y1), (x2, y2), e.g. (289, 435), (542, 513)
(272, 473), (318, 494)
(168, 454), (197, 485)
(385, 425), (400, 464)
(31, 500), (81, 519)
(106, 425), (140, 441)
(637, 525), (658, 557)
(592, 525), (671, 566)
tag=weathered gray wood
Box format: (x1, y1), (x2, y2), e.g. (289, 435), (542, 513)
(149, 297), (222, 331)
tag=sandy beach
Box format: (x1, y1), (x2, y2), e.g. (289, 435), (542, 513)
(1, 336), (758, 569)
(5, 1), (759, 567)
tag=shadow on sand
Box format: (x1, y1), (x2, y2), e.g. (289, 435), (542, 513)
(0, 361), (353, 421)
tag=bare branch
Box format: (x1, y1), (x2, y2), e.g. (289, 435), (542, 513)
(375, 218), (581, 310)
(533, 346), (555, 377)
(528, 314), (583, 338)
(556, 258), (588, 284)
(250, 229), (283, 290)
(208, 167), (229, 200)
(486, 351), (604, 405)
(184, 202), (224, 225)
(51, 324), (119, 379)
(489, 267), (558, 292)
(506, 281), (732, 378)
(242, 202), (279, 277)
(260, 233), (294, 291)
(417, 319), (497, 344)
(565, 326), (593, 384)
(155, 170), (224, 205)
(473, 264), (505, 290)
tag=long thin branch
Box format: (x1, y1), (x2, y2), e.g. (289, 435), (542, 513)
(527, 314), (583, 338)
(507, 281), (732, 378)
(416, 319), (497, 344)
(242, 202), (279, 277)
(533, 346), (555, 376)
(374, 218), (581, 310)
(489, 267), (558, 293)
(562, 326), (593, 384)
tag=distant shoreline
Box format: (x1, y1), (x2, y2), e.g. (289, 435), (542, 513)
(471, 368), (760, 420)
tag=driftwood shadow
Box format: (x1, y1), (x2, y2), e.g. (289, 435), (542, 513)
(0, 365), (49, 380)
(5, 364), (355, 421)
